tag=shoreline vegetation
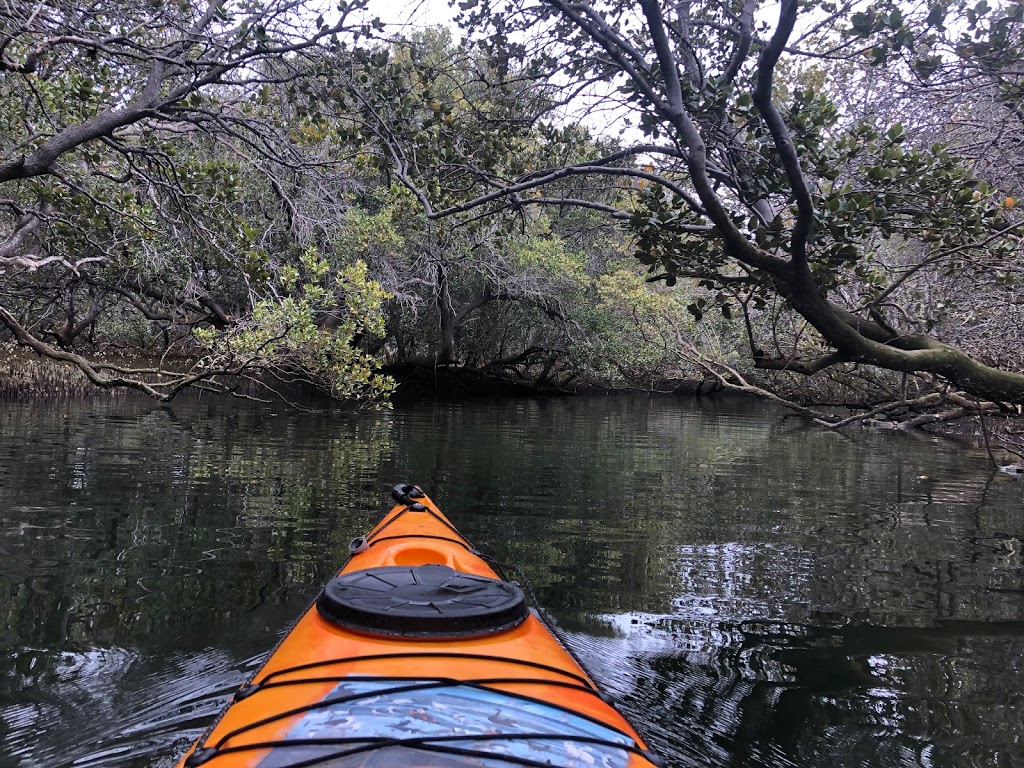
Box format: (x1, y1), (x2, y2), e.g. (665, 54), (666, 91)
(0, 343), (716, 400)
(0, 344), (124, 399)
(3, 346), (1022, 473)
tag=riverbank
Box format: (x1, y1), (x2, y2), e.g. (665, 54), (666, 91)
(0, 347), (716, 401)
(3, 345), (1022, 467)
(0, 343), (100, 399)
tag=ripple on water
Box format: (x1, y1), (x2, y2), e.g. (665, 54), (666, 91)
(1, 642), (274, 768)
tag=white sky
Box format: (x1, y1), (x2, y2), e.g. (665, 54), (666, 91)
(366, 0), (457, 33)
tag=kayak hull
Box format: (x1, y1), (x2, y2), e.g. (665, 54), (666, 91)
(177, 487), (661, 768)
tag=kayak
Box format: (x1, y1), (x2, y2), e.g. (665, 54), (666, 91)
(177, 484), (665, 768)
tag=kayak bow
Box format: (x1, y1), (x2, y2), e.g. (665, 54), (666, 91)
(178, 484), (664, 768)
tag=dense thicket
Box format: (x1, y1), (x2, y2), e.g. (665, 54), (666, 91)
(1, 0), (1022, 437)
(0, 0), (396, 404)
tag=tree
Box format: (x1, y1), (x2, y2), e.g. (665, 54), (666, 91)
(791, 9), (1024, 415)
(434, 0), (1024, 408)
(838, 1), (1023, 201)
(0, 0), (394, 404)
(315, 30), (643, 387)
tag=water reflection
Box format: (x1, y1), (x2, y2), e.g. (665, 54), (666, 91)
(1, 395), (1022, 767)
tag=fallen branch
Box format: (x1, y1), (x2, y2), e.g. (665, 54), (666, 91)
(669, 340), (839, 424)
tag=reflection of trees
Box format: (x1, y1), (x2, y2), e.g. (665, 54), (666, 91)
(2, 394), (1023, 767)
(386, 394), (1022, 614)
(1, 396), (395, 767)
(545, 414), (1024, 768)
(383, 396), (796, 612)
(0, 396), (393, 651)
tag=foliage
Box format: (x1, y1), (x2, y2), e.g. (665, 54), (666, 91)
(0, 0), (396, 404)
(5, 0), (1024, 415)
(194, 250), (394, 404)
(304, 30), (668, 384)
(438, 0), (1024, 408)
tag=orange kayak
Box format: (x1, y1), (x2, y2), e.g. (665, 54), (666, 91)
(178, 484), (664, 768)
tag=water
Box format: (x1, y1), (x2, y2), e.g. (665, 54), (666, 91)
(0, 394), (1022, 767)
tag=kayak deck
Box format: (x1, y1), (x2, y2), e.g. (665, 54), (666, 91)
(178, 486), (663, 768)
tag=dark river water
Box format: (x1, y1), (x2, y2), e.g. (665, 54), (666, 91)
(1, 394), (1022, 768)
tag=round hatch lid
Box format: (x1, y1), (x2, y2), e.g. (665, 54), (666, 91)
(317, 564), (528, 638)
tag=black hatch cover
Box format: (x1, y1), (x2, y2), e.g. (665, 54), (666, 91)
(316, 564), (528, 638)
